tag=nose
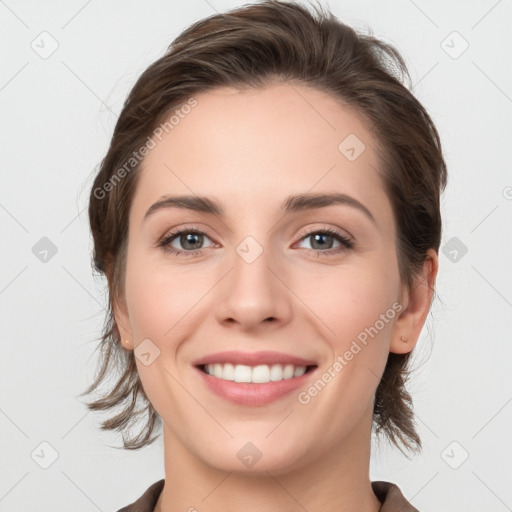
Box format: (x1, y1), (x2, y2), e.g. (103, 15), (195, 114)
(215, 242), (292, 332)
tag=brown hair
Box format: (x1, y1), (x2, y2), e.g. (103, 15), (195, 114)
(81, 0), (446, 452)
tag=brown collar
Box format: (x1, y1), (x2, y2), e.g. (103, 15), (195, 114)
(117, 479), (419, 511)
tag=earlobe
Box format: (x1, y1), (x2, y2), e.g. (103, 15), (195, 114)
(390, 249), (439, 354)
(121, 338), (134, 350)
(114, 295), (134, 351)
(390, 334), (416, 355)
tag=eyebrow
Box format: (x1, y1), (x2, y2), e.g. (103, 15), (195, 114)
(143, 192), (376, 224)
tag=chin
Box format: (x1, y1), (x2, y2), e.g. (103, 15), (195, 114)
(191, 435), (310, 476)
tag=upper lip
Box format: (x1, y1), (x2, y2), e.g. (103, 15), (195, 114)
(192, 350), (317, 367)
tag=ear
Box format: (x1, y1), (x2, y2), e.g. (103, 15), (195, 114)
(390, 248), (439, 354)
(113, 292), (134, 351)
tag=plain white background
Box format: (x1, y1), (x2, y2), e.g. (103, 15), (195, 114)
(1, 0), (511, 510)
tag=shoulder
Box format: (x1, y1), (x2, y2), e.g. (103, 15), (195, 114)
(371, 481), (419, 511)
(116, 479), (165, 512)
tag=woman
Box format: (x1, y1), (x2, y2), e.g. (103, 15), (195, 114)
(82, 1), (446, 510)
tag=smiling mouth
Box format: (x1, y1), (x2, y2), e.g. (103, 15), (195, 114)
(198, 363), (317, 384)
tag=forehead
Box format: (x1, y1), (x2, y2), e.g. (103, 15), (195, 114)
(132, 82), (393, 228)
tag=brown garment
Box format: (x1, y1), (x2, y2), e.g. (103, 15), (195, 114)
(116, 479), (419, 511)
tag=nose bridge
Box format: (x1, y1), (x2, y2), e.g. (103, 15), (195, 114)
(216, 233), (291, 328)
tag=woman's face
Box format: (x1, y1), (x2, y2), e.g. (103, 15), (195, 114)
(116, 82), (412, 473)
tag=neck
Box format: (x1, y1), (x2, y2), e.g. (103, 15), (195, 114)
(156, 409), (381, 512)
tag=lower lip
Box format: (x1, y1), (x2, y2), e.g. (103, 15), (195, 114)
(195, 366), (316, 406)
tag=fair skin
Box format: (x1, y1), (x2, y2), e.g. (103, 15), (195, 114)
(115, 82), (438, 512)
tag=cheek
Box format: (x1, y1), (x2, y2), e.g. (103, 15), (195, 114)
(123, 250), (209, 415)
(294, 254), (402, 411)
(298, 258), (400, 345)
(124, 251), (209, 342)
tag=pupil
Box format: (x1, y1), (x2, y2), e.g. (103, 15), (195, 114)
(182, 233), (202, 250)
(312, 233), (332, 250)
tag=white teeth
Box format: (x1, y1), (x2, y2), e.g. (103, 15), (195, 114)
(269, 364), (283, 381)
(203, 363), (308, 383)
(252, 365), (270, 383)
(294, 366), (306, 377)
(234, 364), (252, 383)
(283, 364), (294, 379)
(213, 363), (223, 379)
(221, 363), (235, 380)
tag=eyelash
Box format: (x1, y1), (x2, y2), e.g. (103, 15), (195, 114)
(157, 225), (354, 258)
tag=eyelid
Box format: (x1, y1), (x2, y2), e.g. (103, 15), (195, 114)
(293, 225), (354, 253)
(158, 223), (353, 242)
(157, 223), (213, 244)
(297, 224), (354, 243)
(157, 223), (355, 256)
